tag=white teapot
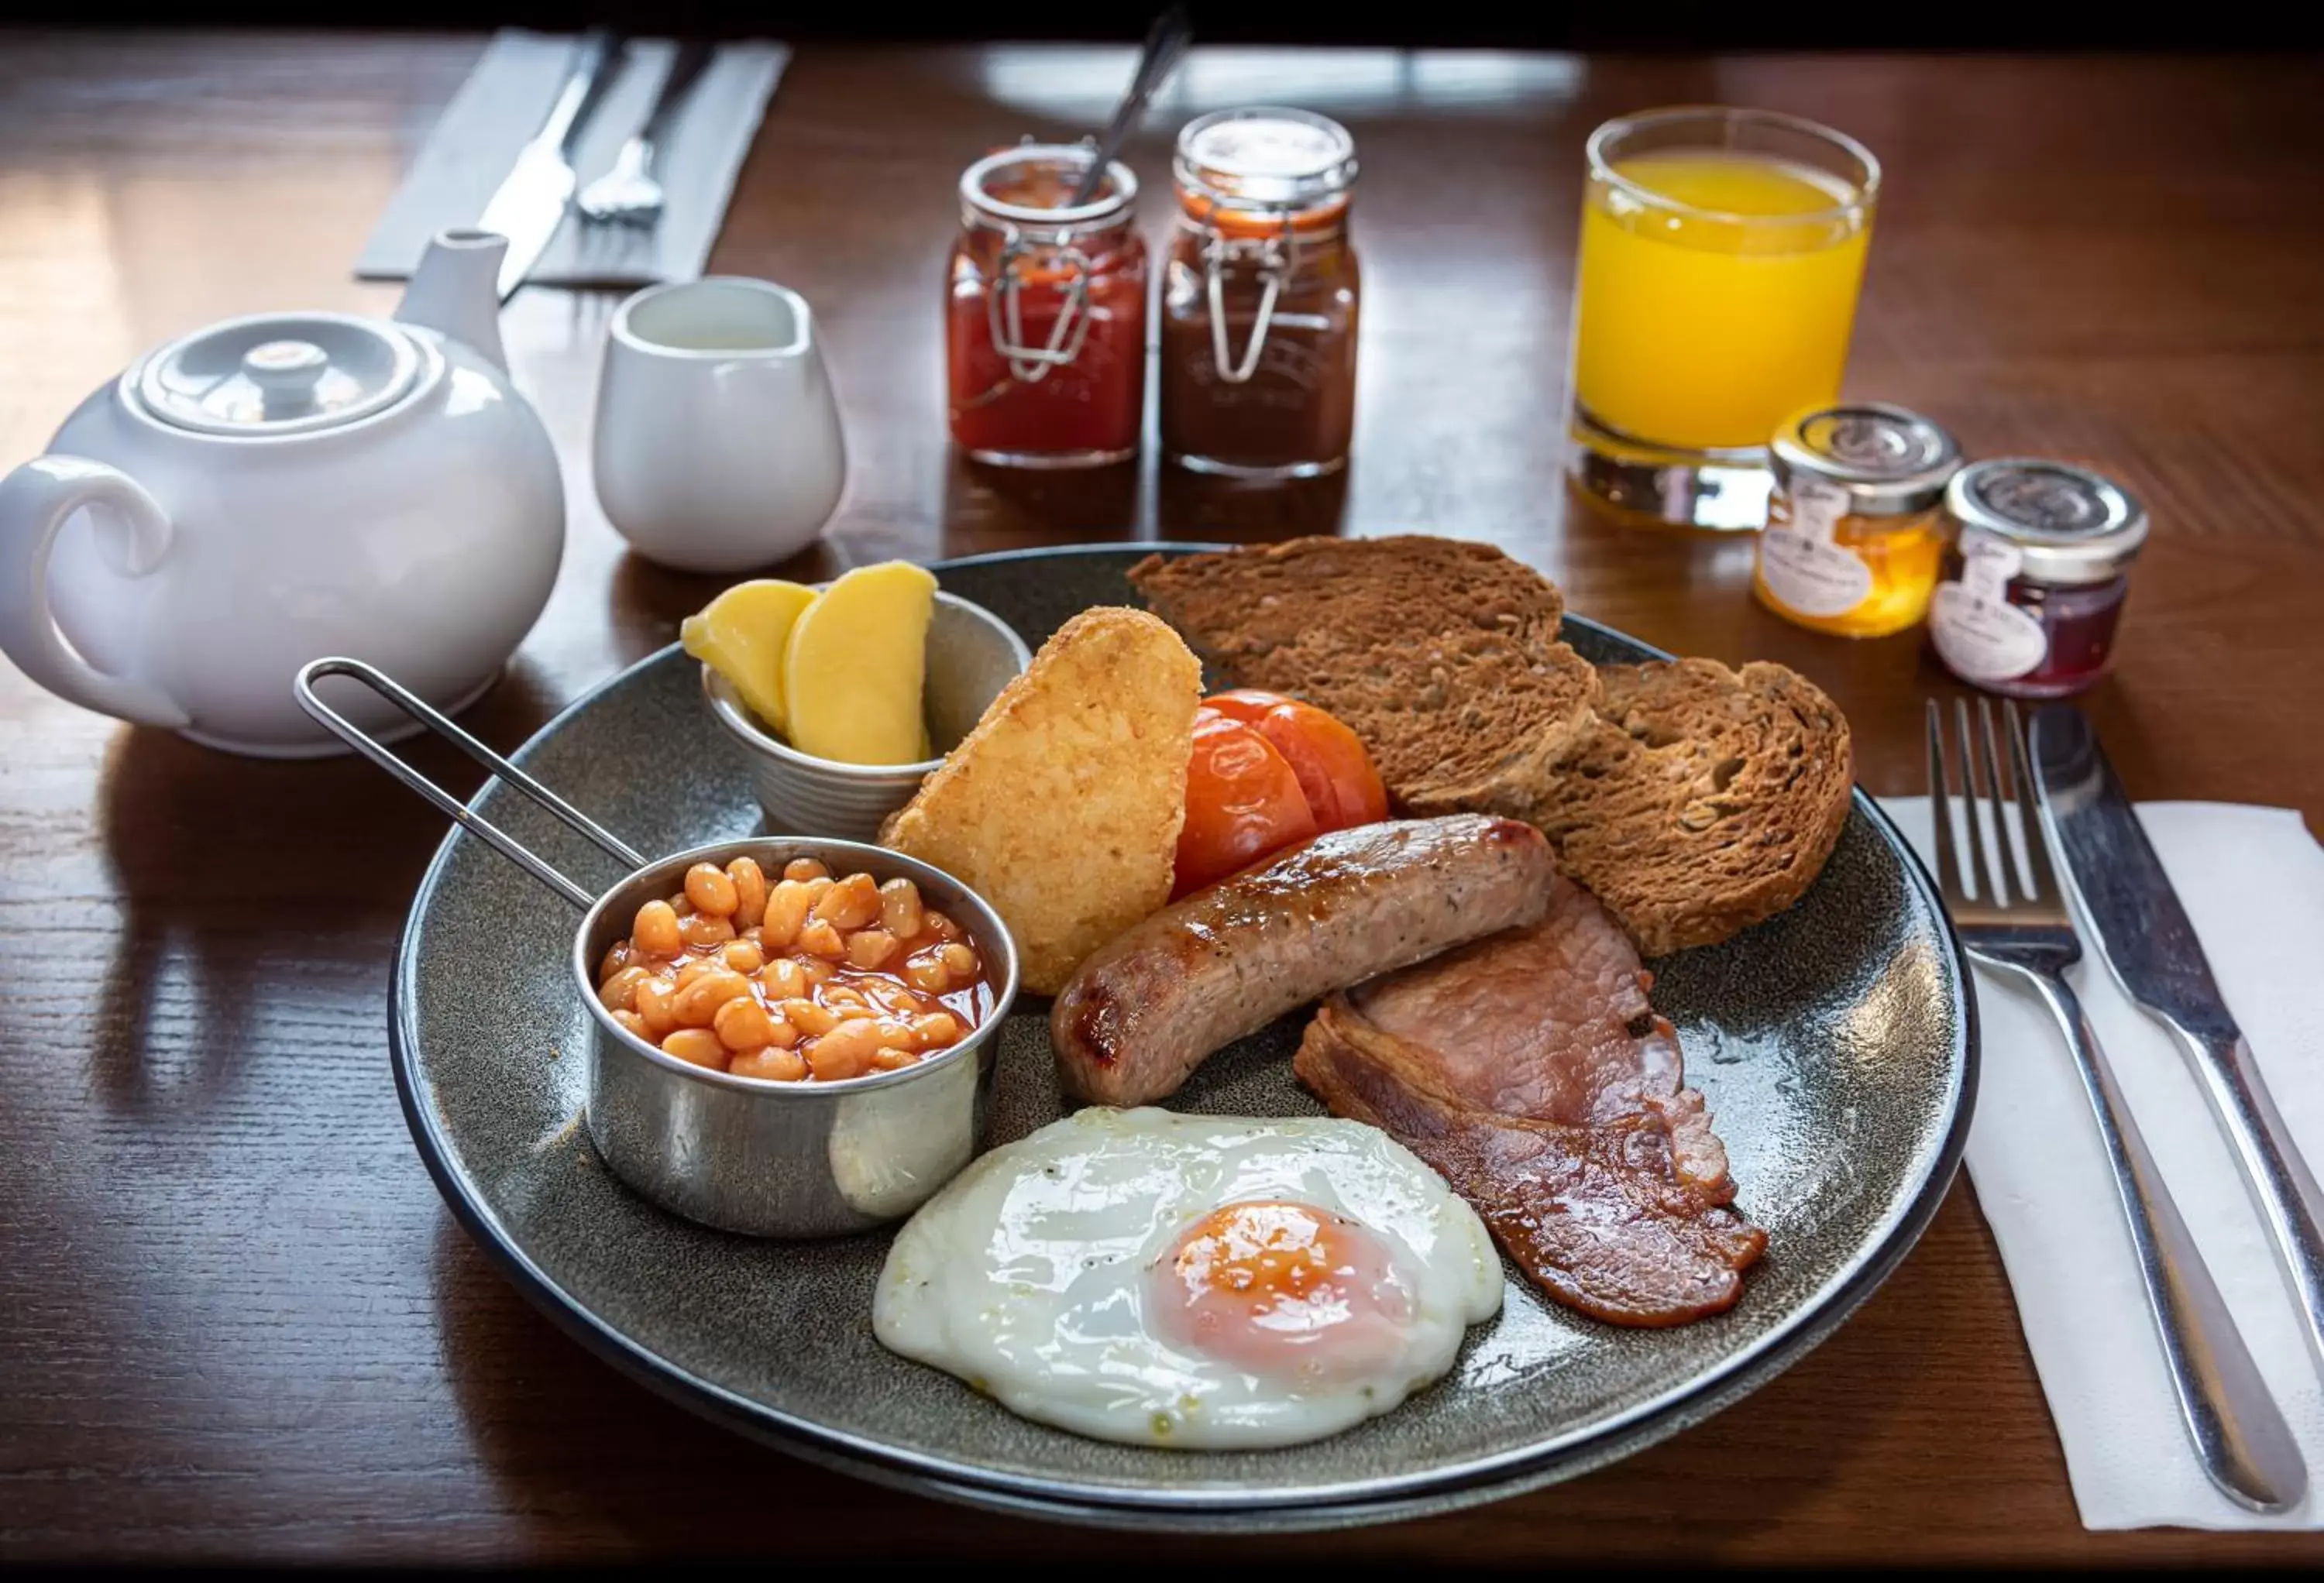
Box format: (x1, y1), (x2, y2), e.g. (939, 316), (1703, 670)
(0, 230), (564, 757)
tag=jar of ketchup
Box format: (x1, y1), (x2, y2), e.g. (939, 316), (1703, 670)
(947, 145), (1148, 469)
(1927, 459), (2148, 699)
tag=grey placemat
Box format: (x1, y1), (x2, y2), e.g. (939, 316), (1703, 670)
(356, 30), (788, 288)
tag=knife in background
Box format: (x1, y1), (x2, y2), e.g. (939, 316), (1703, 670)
(476, 29), (627, 300)
(2033, 704), (2324, 1380)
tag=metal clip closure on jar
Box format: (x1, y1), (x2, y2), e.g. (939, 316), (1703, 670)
(1202, 219), (1295, 385)
(993, 239), (1092, 383)
(1754, 403), (1960, 638)
(1160, 108), (1363, 479)
(961, 146), (1136, 383)
(1929, 459), (2148, 698)
(947, 144), (1148, 469)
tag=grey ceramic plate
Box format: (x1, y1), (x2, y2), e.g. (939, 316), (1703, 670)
(391, 544), (1976, 1532)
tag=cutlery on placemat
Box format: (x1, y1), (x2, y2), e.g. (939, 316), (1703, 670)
(2033, 703), (2324, 1380)
(1929, 698), (2305, 1513)
(476, 29), (627, 300)
(579, 39), (716, 226)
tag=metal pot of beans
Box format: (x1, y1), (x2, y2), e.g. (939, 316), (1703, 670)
(294, 658), (1020, 1238)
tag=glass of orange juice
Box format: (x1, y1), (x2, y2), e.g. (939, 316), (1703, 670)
(1567, 107), (1880, 530)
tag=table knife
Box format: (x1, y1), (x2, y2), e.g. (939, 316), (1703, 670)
(476, 29), (627, 300)
(2033, 704), (2324, 1380)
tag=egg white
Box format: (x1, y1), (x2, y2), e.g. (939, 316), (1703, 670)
(871, 1106), (1504, 1450)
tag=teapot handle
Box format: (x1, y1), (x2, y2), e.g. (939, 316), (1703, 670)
(0, 455), (191, 729)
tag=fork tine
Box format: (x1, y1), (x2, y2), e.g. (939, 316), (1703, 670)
(1925, 699), (1965, 905)
(2004, 700), (2061, 905)
(1954, 698), (1998, 903)
(1974, 696), (2018, 905)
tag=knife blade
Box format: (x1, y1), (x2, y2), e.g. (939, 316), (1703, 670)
(2033, 703), (2324, 1379)
(476, 29), (627, 300)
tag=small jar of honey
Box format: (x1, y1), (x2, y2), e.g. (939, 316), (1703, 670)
(1752, 403), (1961, 638)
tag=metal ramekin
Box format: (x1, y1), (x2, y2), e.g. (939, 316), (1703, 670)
(572, 836), (1019, 1238)
(702, 590), (1032, 842)
(295, 660), (1022, 1241)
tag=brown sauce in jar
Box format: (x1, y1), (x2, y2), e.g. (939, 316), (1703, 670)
(1157, 108), (1362, 479)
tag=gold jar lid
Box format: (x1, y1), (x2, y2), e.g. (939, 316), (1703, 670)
(1772, 403), (1961, 517)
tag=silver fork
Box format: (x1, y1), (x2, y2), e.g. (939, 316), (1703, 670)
(578, 40), (715, 226)
(1929, 697), (2305, 1514)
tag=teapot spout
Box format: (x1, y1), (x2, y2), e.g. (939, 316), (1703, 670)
(395, 230), (510, 373)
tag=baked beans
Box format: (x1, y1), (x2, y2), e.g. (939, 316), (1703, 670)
(596, 858), (992, 1083)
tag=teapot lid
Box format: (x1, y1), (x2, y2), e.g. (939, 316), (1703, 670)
(132, 312), (431, 437)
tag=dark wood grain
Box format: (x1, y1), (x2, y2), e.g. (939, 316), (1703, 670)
(2, 32), (2321, 1564)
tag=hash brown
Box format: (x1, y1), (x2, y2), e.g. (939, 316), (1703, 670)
(878, 607), (1203, 995)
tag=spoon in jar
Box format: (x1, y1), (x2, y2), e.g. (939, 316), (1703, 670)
(1066, 3), (1193, 206)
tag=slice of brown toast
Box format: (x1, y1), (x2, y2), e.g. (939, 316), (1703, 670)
(1529, 658), (1854, 956)
(1128, 536), (1600, 819)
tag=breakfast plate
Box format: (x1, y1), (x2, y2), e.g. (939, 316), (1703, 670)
(390, 543), (1975, 1530)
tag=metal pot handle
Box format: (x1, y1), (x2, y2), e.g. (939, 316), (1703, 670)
(293, 656), (645, 910)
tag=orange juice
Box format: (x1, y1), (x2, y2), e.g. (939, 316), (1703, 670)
(1573, 151), (1871, 452)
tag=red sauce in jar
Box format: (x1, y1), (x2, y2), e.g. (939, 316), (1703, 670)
(946, 147), (1147, 469)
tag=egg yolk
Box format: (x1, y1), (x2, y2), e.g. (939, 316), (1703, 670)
(1148, 1200), (1415, 1380)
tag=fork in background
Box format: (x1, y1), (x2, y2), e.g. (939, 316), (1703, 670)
(1928, 696), (2305, 1513)
(579, 40), (716, 228)
(568, 194), (645, 283)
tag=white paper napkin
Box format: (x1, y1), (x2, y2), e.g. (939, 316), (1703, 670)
(355, 31), (789, 288)
(1879, 795), (2324, 1529)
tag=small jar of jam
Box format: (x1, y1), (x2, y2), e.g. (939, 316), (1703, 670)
(1928, 459), (2147, 698)
(1754, 403), (1960, 638)
(1160, 108), (1361, 479)
(946, 144), (1148, 469)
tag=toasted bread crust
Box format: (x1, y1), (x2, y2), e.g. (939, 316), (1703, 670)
(1133, 541), (1850, 954)
(1129, 536), (1599, 816)
(1530, 658), (1854, 956)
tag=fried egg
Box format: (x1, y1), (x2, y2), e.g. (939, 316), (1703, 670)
(871, 1106), (1503, 1449)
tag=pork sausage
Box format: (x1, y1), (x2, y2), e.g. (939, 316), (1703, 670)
(1050, 814), (1556, 1107)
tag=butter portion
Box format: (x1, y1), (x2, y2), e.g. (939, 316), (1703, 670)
(682, 579), (819, 737)
(784, 561), (938, 765)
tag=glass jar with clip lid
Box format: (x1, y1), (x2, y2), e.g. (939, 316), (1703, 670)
(1159, 107), (1362, 479)
(946, 143), (1148, 469)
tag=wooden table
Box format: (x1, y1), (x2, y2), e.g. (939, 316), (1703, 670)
(3, 32), (2321, 1565)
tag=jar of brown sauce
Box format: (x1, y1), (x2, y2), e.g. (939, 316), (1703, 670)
(1160, 108), (1361, 479)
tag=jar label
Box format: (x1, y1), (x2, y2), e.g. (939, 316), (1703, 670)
(1792, 474), (1851, 541)
(1759, 531), (1875, 617)
(1759, 479), (1872, 617)
(1930, 541), (2048, 682)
